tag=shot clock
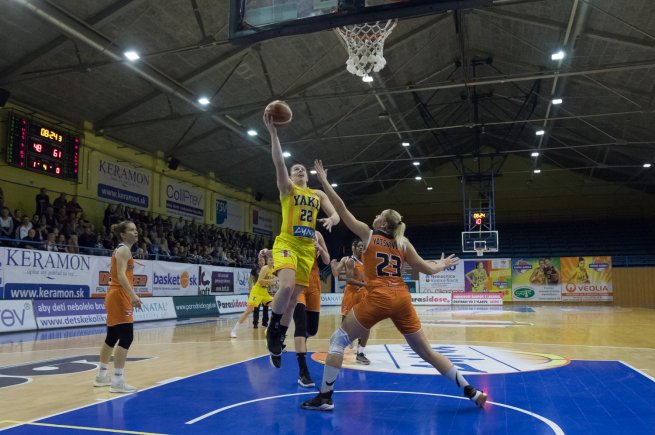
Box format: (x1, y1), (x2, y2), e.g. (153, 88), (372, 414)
(6, 112), (80, 181)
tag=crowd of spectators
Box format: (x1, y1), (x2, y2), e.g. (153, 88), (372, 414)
(0, 186), (265, 268)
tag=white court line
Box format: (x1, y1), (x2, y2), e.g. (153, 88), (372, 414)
(0, 354), (267, 432)
(618, 360), (655, 383)
(185, 389), (565, 435)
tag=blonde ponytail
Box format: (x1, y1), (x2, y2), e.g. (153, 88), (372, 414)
(383, 209), (407, 247)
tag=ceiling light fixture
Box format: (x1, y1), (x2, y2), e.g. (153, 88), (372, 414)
(198, 97), (210, 105)
(412, 161), (420, 166)
(331, 183), (338, 187)
(415, 176), (422, 180)
(552, 98), (563, 105)
(247, 129), (258, 136)
(124, 50), (140, 61)
(536, 130), (545, 136)
(534, 169), (541, 174)
(282, 151), (291, 158)
(427, 186), (433, 191)
(310, 169), (317, 174)
(401, 142), (410, 147)
(362, 74), (373, 83)
(644, 163), (652, 168)
(531, 152), (539, 157)
(551, 50), (565, 60)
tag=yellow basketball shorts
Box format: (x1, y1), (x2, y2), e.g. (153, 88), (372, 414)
(272, 234), (315, 287)
(248, 284), (273, 307)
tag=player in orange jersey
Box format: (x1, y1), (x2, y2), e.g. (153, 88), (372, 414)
(94, 221), (142, 394)
(302, 160), (487, 411)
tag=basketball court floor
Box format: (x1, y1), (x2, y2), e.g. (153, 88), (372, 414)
(1, 305), (654, 434)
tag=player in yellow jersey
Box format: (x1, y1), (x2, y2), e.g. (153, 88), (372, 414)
(231, 251), (276, 338)
(263, 113), (340, 368)
(302, 160), (487, 411)
(466, 261), (489, 291)
(569, 257), (591, 283)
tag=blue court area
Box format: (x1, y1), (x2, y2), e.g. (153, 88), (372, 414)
(2, 354), (653, 434)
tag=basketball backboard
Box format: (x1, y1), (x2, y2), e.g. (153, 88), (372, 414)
(229, 0), (490, 42)
(462, 230), (498, 256)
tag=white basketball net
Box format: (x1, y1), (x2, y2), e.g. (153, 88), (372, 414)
(335, 19), (398, 79)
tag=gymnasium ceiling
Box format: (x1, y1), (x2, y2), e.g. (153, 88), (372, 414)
(1, 0), (655, 226)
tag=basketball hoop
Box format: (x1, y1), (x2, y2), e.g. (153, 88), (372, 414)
(334, 19), (397, 80)
(475, 247), (485, 257)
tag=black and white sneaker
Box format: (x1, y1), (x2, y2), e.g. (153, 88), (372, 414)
(298, 370), (315, 388)
(464, 385), (487, 408)
(301, 391), (334, 411)
(266, 327), (283, 368)
(356, 352), (370, 365)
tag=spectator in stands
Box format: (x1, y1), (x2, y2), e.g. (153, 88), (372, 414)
(68, 234), (80, 254)
(12, 209), (24, 232)
(45, 233), (59, 252)
(66, 195), (83, 215)
(31, 213), (41, 229)
(53, 192), (67, 214)
(15, 215), (33, 241)
(42, 206), (59, 232)
(21, 228), (41, 249)
(56, 234), (68, 253)
(35, 187), (50, 215)
(78, 226), (96, 254)
(0, 207), (14, 245)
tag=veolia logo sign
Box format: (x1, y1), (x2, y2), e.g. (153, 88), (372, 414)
(513, 287), (535, 299)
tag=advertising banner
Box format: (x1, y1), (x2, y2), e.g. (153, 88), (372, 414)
(96, 155), (151, 209)
(463, 258), (513, 301)
(215, 294), (248, 314)
(452, 292), (504, 305)
(410, 293), (452, 305)
(511, 257), (562, 301)
(251, 207), (273, 236)
(152, 261), (198, 296)
(215, 196), (243, 231)
(199, 265), (251, 295)
(560, 256), (612, 301)
(1, 247), (92, 299)
(91, 257), (153, 298)
(33, 299), (106, 330)
(419, 263), (464, 292)
(133, 297), (177, 322)
(320, 293), (344, 306)
(0, 300), (37, 333)
(173, 296), (219, 318)
(163, 176), (204, 219)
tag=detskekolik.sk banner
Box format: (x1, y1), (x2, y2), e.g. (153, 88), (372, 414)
(1, 247), (91, 299)
(0, 300), (37, 333)
(34, 299), (106, 330)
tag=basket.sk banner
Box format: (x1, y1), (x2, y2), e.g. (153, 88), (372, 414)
(1, 247), (92, 299)
(151, 261), (199, 296)
(96, 155), (151, 209)
(92, 256), (153, 298)
(163, 176), (204, 219)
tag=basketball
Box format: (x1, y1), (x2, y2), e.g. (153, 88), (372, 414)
(264, 100), (292, 126)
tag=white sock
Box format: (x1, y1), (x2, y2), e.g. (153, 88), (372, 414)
(320, 365), (340, 394)
(445, 366), (469, 388)
(113, 368), (124, 382)
(98, 362), (108, 377)
(232, 322), (239, 332)
(358, 345), (366, 355)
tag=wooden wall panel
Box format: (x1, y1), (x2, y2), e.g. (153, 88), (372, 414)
(614, 268), (655, 307)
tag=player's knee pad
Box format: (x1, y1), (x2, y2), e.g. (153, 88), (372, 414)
(116, 323), (134, 350)
(293, 303), (307, 338)
(104, 325), (120, 348)
(328, 328), (351, 356)
(306, 311), (320, 337)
